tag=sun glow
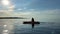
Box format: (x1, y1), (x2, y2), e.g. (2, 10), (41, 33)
(2, 0), (10, 5)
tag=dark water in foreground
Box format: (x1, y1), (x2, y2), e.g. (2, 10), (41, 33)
(0, 19), (60, 34)
(14, 22), (60, 34)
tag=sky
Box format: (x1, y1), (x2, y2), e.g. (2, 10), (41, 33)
(0, 0), (60, 22)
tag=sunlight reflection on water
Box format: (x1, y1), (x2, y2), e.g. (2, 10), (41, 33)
(0, 19), (60, 34)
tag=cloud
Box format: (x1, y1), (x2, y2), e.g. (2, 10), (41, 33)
(17, 9), (22, 11)
(30, 9), (60, 22)
(0, 9), (60, 22)
(16, 9), (60, 22)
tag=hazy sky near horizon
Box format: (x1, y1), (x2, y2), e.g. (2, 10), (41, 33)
(0, 0), (60, 22)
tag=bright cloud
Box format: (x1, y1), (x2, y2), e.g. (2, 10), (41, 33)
(17, 9), (23, 11)
(8, 5), (15, 12)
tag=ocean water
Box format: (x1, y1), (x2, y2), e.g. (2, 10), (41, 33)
(0, 19), (60, 34)
(14, 22), (60, 34)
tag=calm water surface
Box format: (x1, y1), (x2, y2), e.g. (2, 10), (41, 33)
(0, 19), (60, 34)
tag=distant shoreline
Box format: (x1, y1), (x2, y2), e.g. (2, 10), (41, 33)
(0, 17), (25, 19)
